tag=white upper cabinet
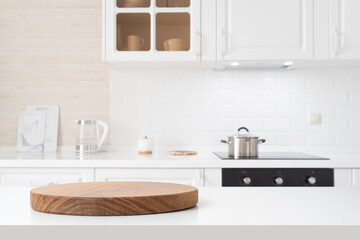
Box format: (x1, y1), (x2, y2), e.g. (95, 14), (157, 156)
(329, 0), (360, 59)
(102, 0), (360, 62)
(103, 0), (201, 61)
(216, 0), (314, 60)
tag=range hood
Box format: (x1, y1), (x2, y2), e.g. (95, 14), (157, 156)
(216, 61), (294, 70)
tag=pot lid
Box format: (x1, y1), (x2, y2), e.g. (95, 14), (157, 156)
(231, 127), (258, 138)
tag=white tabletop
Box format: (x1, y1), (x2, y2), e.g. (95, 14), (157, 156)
(1, 186), (360, 226)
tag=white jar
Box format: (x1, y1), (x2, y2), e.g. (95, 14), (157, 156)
(137, 136), (153, 154)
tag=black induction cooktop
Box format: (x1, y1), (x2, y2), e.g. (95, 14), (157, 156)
(214, 152), (330, 160)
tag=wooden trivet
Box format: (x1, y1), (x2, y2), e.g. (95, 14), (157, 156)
(30, 182), (198, 216)
(169, 151), (197, 156)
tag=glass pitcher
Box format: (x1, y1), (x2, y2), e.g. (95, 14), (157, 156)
(75, 120), (109, 153)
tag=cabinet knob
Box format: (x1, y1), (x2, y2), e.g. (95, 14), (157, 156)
(242, 176), (252, 185)
(274, 177), (284, 185)
(307, 176), (317, 185)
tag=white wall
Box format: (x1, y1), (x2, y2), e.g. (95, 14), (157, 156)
(111, 68), (360, 148)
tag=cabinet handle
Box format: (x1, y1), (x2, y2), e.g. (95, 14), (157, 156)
(196, 29), (201, 60)
(221, 28), (228, 59)
(332, 28), (340, 58)
(26, 181), (57, 187)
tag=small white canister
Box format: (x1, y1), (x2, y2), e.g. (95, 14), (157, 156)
(137, 136), (153, 154)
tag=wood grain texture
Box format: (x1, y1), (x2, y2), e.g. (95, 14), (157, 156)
(30, 182), (198, 216)
(0, 0), (109, 146)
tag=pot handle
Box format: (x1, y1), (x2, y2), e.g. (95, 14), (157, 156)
(259, 139), (266, 144)
(238, 127), (249, 133)
(221, 140), (228, 144)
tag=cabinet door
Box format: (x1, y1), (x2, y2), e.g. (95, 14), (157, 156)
(204, 169), (221, 187)
(334, 169), (352, 187)
(217, 0), (314, 60)
(103, 0), (201, 61)
(0, 168), (94, 187)
(96, 168), (204, 187)
(330, 0), (360, 59)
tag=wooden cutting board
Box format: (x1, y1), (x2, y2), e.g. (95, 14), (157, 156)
(30, 182), (198, 216)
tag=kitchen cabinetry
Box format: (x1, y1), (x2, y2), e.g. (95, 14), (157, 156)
(0, 168), (94, 187)
(103, 0), (201, 61)
(334, 169), (360, 187)
(329, 0), (360, 59)
(216, 0), (314, 60)
(0, 166), (358, 188)
(102, 0), (360, 62)
(96, 168), (204, 187)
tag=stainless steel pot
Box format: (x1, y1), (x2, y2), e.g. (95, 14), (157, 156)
(221, 127), (266, 158)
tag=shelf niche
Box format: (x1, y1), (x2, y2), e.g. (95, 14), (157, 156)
(156, 0), (190, 8)
(117, 0), (151, 8)
(116, 13), (151, 51)
(156, 13), (190, 51)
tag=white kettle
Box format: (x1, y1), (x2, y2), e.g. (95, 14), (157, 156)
(75, 120), (109, 153)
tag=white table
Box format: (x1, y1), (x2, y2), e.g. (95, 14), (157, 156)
(1, 186), (360, 225)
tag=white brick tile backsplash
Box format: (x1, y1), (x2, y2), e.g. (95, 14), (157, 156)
(193, 133), (221, 145)
(111, 70), (137, 89)
(252, 105), (278, 118)
(259, 133), (278, 146)
(179, 119), (208, 132)
(321, 91), (350, 104)
(263, 91), (292, 104)
(111, 90), (125, 105)
(307, 77), (335, 90)
(235, 91), (263, 104)
(111, 104), (137, 119)
(179, 90), (234, 104)
(307, 104), (335, 117)
(292, 119), (321, 132)
(278, 133), (307, 146)
(165, 77), (193, 89)
(336, 78), (360, 91)
(235, 77), (278, 90)
(278, 104), (306, 118)
(165, 104), (193, 118)
(336, 105), (360, 117)
(350, 92), (360, 105)
(164, 133), (194, 146)
(125, 91), (151, 104)
(221, 105), (253, 118)
(336, 133), (360, 147)
(151, 119), (179, 132)
(137, 104), (164, 118)
(193, 104), (221, 118)
(207, 119), (235, 132)
(350, 119), (360, 132)
(111, 68), (360, 147)
(307, 133), (336, 146)
(321, 118), (349, 132)
(264, 119), (292, 131)
(151, 90), (178, 104)
(278, 77), (306, 89)
(292, 91), (321, 104)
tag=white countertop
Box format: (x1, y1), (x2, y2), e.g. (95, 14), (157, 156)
(1, 186), (360, 226)
(0, 146), (359, 168)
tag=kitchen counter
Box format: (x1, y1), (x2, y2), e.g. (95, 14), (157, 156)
(1, 186), (360, 225)
(0, 146), (359, 168)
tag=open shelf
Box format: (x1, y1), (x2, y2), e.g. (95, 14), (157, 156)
(116, 13), (151, 51)
(156, 13), (190, 51)
(156, 0), (190, 8)
(117, 0), (151, 8)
